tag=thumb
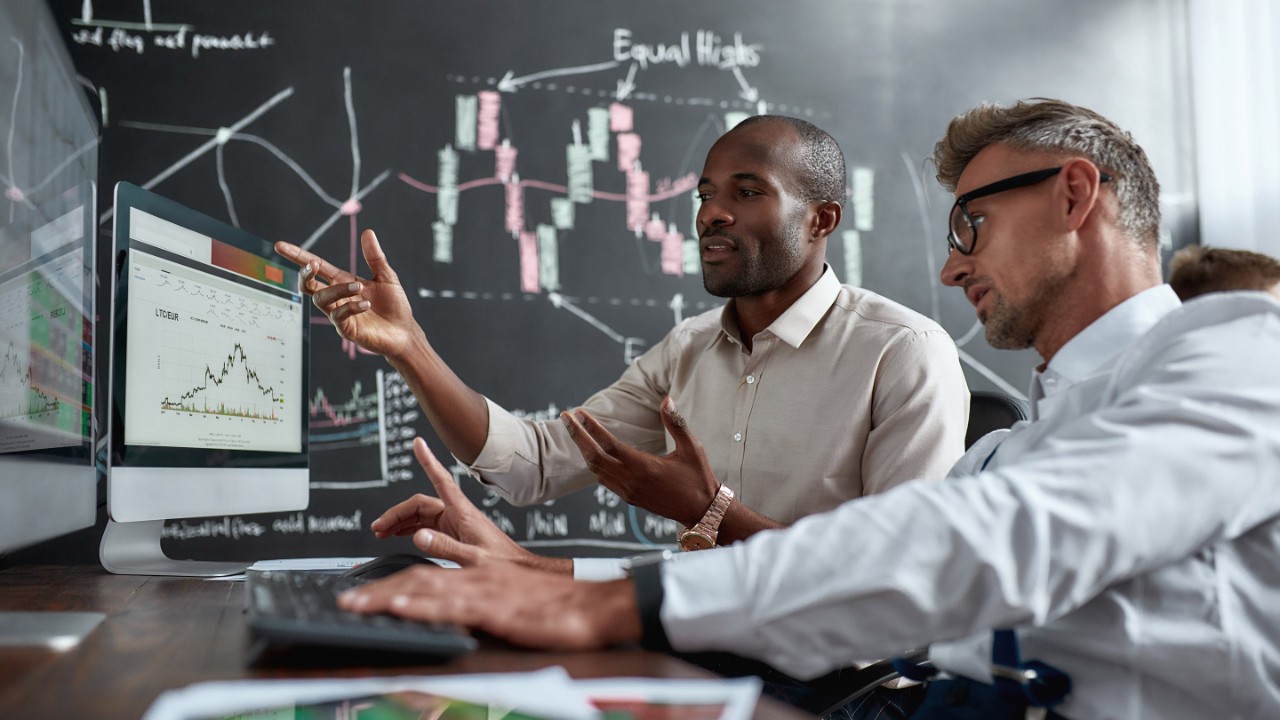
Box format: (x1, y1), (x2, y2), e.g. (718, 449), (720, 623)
(660, 397), (700, 454)
(360, 228), (400, 284)
(414, 528), (481, 566)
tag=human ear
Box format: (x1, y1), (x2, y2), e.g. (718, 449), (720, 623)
(1061, 159), (1103, 232)
(810, 200), (842, 240)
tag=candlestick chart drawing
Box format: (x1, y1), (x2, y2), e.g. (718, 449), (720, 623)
(49, 0), (1196, 559)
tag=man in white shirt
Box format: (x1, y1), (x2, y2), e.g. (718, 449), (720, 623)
(276, 116), (969, 572)
(338, 98), (1280, 719)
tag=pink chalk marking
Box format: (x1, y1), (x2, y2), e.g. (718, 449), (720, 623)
(518, 230), (540, 293)
(495, 142), (518, 182)
(342, 338), (377, 359)
(398, 172), (439, 192)
(4, 186), (23, 202)
(477, 91), (501, 151)
(662, 227), (685, 276)
(617, 133), (641, 173)
(609, 102), (633, 132)
(339, 198), (362, 215)
(645, 216), (665, 242)
(626, 168), (650, 231)
(398, 171), (694, 203)
(505, 179), (524, 235)
(650, 173), (698, 200)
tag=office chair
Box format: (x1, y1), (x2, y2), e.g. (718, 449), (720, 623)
(965, 391), (1030, 449)
(680, 647), (931, 717)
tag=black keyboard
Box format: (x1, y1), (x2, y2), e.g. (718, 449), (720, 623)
(246, 570), (477, 659)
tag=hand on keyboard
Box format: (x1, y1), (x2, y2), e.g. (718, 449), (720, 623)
(246, 570), (476, 660)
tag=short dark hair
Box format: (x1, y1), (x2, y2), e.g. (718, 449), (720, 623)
(933, 98), (1161, 250)
(1167, 245), (1280, 300)
(736, 115), (846, 204)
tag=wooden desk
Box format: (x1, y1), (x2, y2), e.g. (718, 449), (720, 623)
(0, 564), (813, 719)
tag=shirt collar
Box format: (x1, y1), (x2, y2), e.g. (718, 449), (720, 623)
(718, 265), (841, 349)
(1028, 284), (1181, 407)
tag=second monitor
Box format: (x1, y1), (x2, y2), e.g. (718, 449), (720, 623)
(101, 182), (310, 576)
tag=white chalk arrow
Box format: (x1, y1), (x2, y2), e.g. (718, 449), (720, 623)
(668, 293), (686, 325)
(615, 63), (638, 101)
(497, 60), (621, 93)
(732, 66), (759, 103)
(548, 292), (625, 344)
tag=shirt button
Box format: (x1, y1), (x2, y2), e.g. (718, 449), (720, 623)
(733, 432), (743, 442)
(745, 374), (756, 384)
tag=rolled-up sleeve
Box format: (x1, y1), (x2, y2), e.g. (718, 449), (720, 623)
(464, 328), (680, 506)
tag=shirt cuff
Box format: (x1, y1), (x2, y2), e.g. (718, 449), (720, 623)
(572, 557), (628, 581)
(465, 397), (520, 475)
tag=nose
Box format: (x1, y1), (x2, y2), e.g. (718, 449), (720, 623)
(940, 247), (971, 288)
(696, 197), (732, 236)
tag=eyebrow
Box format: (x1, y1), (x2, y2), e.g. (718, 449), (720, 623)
(698, 172), (771, 188)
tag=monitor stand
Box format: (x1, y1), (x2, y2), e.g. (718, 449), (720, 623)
(0, 612), (105, 651)
(99, 519), (247, 577)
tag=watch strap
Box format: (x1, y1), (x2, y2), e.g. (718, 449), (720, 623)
(631, 558), (673, 652)
(687, 484), (734, 544)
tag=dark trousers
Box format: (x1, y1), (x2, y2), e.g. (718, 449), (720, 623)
(909, 677), (1070, 720)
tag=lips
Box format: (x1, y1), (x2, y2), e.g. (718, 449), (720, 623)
(965, 284), (990, 310)
(700, 232), (738, 261)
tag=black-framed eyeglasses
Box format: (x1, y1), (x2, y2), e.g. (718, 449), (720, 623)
(946, 166), (1113, 255)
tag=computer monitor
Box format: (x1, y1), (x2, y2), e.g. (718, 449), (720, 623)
(101, 182), (310, 576)
(0, 0), (104, 647)
(0, 182), (97, 550)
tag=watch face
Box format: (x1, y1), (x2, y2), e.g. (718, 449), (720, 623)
(678, 530), (715, 551)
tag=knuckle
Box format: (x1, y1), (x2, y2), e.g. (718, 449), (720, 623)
(405, 565), (437, 581)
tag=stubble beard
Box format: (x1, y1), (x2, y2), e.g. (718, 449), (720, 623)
(981, 292), (1037, 350)
(981, 265), (1073, 351)
(702, 218), (808, 298)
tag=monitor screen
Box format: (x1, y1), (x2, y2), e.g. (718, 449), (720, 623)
(102, 182), (309, 576)
(0, 0), (98, 557)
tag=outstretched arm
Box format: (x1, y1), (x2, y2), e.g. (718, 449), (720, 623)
(275, 230), (489, 462)
(562, 397), (785, 542)
(369, 437), (572, 574)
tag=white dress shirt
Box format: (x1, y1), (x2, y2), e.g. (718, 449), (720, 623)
(467, 266), (969, 526)
(658, 288), (1280, 719)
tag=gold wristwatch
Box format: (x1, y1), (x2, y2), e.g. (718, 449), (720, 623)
(677, 484), (734, 551)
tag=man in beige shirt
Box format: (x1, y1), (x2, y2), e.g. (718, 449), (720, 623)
(276, 115), (969, 570)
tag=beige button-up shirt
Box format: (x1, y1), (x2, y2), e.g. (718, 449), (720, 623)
(469, 267), (969, 524)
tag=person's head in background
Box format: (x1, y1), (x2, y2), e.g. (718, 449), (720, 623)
(1167, 245), (1280, 301)
(934, 97), (1163, 364)
(696, 115), (844, 302)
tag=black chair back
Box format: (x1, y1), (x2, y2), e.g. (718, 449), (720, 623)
(966, 391), (1030, 449)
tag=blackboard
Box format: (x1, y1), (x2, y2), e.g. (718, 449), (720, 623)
(48, 0), (1197, 561)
